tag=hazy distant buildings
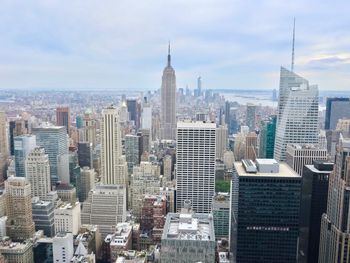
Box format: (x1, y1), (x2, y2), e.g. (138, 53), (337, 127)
(56, 107), (70, 134)
(100, 105), (127, 185)
(32, 125), (68, 184)
(233, 159), (301, 263)
(325, 97), (350, 130)
(0, 112), (8, 183)
(25, 147), (51, 198)
(160, 44), (177, 140)
(319, 135), (350, 263)
(246, 104), (256, 132)
(176, 122), (216, 213)
(5, 177), (35, 242)
(274, 67), (319, 161)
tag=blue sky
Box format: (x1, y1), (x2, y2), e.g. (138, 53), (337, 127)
(0, 0), (349, 91)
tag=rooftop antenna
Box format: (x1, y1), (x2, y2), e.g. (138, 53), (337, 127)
(291, 18), (296, 72)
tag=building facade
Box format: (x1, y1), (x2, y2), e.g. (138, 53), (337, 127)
(325, 97), (350, 130)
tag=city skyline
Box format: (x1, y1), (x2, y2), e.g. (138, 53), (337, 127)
(0, 1), (349, 91)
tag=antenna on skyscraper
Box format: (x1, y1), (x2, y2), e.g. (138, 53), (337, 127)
(291, 18), (295, 72)
(167, 41), (171, 66)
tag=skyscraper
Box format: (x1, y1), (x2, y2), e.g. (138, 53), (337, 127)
(246, 104), (256, 132)
(233, 159), (301, 263)
(56, 107), (70, 134)
(216, 124), (228, 160)
(319, 135), (350, 263)
(100, 105), (127, 185)
(274, 67), (319, 161)
(126, 99), (141, 130)
(0, 112), (8, 184)
(325, 97), (350, 130)
(5, 177), (35, 242)
(125, 134), (140, 175)
(77, 142), (93, 168)
(259, 115), (276, 159)
(14, 135), (36, 177)
(9, 118), (28, 156)
(25, 147), (51, 199)
(80, 110), (96, 147)
(176, 122), (216, 213)
(160, 44), (176, 140)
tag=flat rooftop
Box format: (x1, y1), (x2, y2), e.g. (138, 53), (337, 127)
(177, 121), (216, 129)
(234, 161), (299, 178)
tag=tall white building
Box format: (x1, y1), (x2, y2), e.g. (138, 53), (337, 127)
(274, 67), (319, 161)
(81, 184), (126, 238)
(25, 147), (51, 199)
(216, 124), (228, 160)
(53, 232), (74, 263)
(54, 201), (81, 235)
(160, 44), (176, 140)
(176, 122), (216, 213)
(100, 105), (127, 185)
(142, 101), (152, 131)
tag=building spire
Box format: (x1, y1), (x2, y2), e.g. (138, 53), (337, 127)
(167, 41), (171, 66)
(291, 18), (295, 72)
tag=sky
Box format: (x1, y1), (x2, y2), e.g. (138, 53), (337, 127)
(0, 0), (349, 91)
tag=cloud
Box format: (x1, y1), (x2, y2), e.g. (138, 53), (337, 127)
(0, 0), (349, 90)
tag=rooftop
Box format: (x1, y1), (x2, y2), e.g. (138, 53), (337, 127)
(177, 121), (216, 129)
(235, 161), (299, 178)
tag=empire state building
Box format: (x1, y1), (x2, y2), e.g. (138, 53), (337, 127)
(160, 43), (176, 140)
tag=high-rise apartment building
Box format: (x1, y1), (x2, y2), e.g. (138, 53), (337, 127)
(246, 104), (256, 132)
(325, 97), (350, 130)
(125, 134), (140, 174)
(259, 115), (276, 159)
(56, 106), (70, 134)
(14, 135), (36, 177)
(0, 112), (7, 184)
(161, 201), (216, 263)
(285, 143), (328, 176)
(32, 125), (68, 184)
(81, 184), (126, 238)
(5, 177), (35, 241)
(25, 147), (51, 198)
(274, 67), (319, 161)
(160, 44), (176, 140)
(100, 105), (127, 185)
(176, 122), (216, 213)
(233, 159), (301, 263)
(216, 124), (228, 160)
(319, 135), (350, 263)
(298, 160), (333, 263)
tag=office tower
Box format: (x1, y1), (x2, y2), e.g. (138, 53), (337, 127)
(25, 147), (51, 198)
(125, 134), (140, 174)
(212, 192), (230, 239)
(233, 159), (301, 263)
(9, 118), (28, 156)
(274, 67), (319, 161)
(176, 122), (216, 213)
(0, 240), (33, 263)
(56, 184), (77, 204)
(285, 144), (328, 176)
(138, 128), (151, 154)
(160, 44), (176, 140)
(246, 104), (256, 131)
(259, 115), (276, 159)
(141, 98), (152, 131)
(336, 118), (350, 138)
(5, 177), (35, 241)
(77, 167), (96, 203)
(216, 124), (228, 160)
(325, 97), (350, 130)
(53, 232), (74, 263)
(0, 112), (7, 184)
(32, 125), (68, 184)
(76, 115), (83, 129)
(163, 155), (172, 181)
(81, 184), (126, 238)
(80, 110), (96, 147)
(298, 160), (333, 263)
(197, 76), (202, 97)
(14, 135), (36, 177)
(54, 201), (81, 235)
(130, 162), (161, 219)
(57, 153), (70, 184)
(32, 198), (55, 237)
(56, 106), (70, 134)
(78, 142), (93, 168)
(161, 201), (216, 263)
(127, 99), (141, 130)
(319, 135), (350, 263)
(244, 132), (258, 161)
(223, 150), (235, 170)
(100, 105), (127, 185)
(0, 217), (6, 239)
